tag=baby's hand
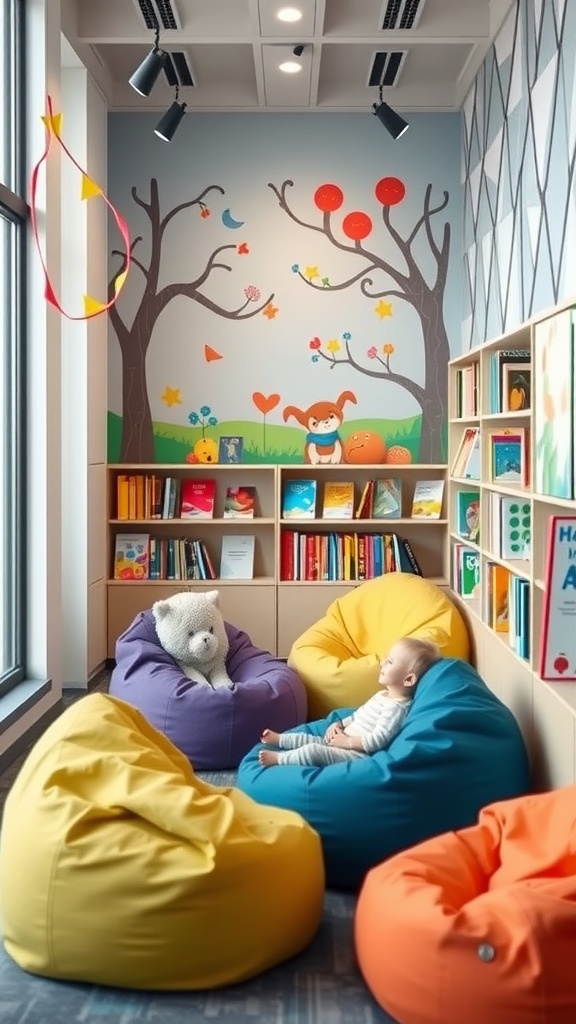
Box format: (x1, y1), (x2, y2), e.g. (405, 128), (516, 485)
(324, 722), (343, 742)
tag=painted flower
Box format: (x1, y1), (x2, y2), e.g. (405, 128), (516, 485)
(342, 332), (351, 341)
(383, 342), (395, 355)
(244, 285), (261, 301)
(200, 405), (211, 417)
(326, 338), (341, 353)
(291, 263), (300, 273)
(188, 412), (200, 425)
(200, 207), (211, 219)
(367, 346), (378, 359)
(311, 354), (320, 363)
(208, 416), (218, 427)
(309, 336), (321, 350)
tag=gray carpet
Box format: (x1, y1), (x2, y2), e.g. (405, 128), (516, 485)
(0, 693), (400, 1024)
(0, 887), (398, 1023)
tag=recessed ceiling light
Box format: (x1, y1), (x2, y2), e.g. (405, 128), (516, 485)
(279, 60), (303, 73)
(277, 7), (303, 22)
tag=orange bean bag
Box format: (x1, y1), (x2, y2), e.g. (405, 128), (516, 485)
(355, 786), (576, 1024)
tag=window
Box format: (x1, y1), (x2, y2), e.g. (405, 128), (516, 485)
(0, 0), (26, 695)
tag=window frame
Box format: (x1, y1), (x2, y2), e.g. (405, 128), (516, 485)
(0, 0), (27, 697)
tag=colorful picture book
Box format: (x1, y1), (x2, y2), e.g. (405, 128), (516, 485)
(372, 478), (402, 519)
(451, 427), (480, 478)
(489, 429), (527, 485)
(220, 534), (255, 580)
(218, 435), (244, 464)
(539, 516), (576, 681)
(180, 478), (216, 518)
(456, 490), (480, 542)
(533, 308), (574, 500)
(502, 363), (531, 412)
(223, 485), (256, 518)
(113, 533), (149, 580)
(282, 479), (317, 519)
(452, 544), (480, 599)
(321, 481), (354, 519)
(410, 479), (444, 519)
(498, 496), (531, 560)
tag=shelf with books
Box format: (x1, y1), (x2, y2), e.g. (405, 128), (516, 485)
(107, 464), (277, 659)
(448, 297), (576, 789)
(107, 461), (452, 661)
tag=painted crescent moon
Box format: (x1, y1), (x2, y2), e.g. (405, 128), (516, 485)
(222, 207), (245, 229)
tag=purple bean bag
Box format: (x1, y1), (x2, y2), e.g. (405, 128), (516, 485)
(109, 610), (307, 770)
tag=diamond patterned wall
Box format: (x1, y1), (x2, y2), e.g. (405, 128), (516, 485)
(462, 0), (576, 349)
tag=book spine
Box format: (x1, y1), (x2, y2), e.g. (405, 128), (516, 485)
(401, 537), (423, 576)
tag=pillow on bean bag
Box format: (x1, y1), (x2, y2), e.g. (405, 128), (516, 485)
(355, 786), (576, 1024)
(237, 658), (531, 889)
(109, 610), (307, 769)
(288, 574), (470, 719)
(0, 693), (324, 990)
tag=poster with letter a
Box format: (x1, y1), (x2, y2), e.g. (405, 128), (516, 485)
(539, 516), (576, 680)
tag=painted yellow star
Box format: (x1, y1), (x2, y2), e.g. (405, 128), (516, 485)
(374, 300), (394, 319)
(161, 386), (182, 407)
(304, 265), (320, 281)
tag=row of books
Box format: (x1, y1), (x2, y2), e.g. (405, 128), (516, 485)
(113, 533), (256, 581)
(282, 478), (445, 521)
(484, 563), (530, 660)
(280, 530), (423, 582)
(451, 426), (530, 486)
(489, 349), (531, 414)
(454, 362), (479, 417)
(454, 490), (532, 559)
(116, 475), (256, 520)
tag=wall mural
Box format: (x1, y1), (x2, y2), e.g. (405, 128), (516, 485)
(269, 178), (451, 463)
(108, 165), (455, 466)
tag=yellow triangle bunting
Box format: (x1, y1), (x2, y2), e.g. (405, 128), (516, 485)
(81, 174), (103, 200)
(41, 112), (62, 136)
(83, 294), (107, 317)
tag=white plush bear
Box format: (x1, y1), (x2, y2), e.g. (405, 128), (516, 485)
(152, 590), (234, 689)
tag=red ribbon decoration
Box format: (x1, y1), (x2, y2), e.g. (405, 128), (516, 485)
(30, 95), (131, 319)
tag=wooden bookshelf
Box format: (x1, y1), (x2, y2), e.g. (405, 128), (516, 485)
(107, 462), (450, 660)
(447, 297), (576, 789)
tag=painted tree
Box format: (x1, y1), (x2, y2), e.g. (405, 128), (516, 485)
(268, 177), (451, 462)
(109, 177), (274, 463)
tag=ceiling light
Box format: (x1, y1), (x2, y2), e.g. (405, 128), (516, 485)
(277, 7), (303, 22)
(279, 43), (305, 73)
(129, 23), (167, 97)
(279, 60), (303, 73)
(154, 84), (187, 142)
(372, 84), (409, 140)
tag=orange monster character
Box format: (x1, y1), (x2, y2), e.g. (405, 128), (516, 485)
(283, 391), (357, 464)
(343, 431), (387, 465)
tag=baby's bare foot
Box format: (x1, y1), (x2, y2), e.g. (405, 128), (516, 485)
(259, 749), (279, 768)
(260, 728), (280, 745)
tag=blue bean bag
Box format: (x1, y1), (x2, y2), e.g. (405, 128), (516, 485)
(109, 610), (307, 770)
(237, 658), (531, 889)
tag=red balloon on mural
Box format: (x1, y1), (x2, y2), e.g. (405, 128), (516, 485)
(375, 176), (406, 206)
(314, 183), (344, 212)
(342, 210), (372, 240)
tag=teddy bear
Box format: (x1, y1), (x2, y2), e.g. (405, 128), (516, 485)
(152, 590), (234, 688)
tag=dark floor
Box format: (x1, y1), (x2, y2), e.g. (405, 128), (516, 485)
(0, 679), (400, 1024)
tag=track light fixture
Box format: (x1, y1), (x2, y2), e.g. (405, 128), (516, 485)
(154, 83), (187, 143)
(372, 83), (409, 141)
(129, 23), (167, 97)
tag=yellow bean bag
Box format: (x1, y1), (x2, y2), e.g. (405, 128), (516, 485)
(355, 786), (576, 1024)
(288, 574), (470, 718)
(0, 694), (324, 990)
